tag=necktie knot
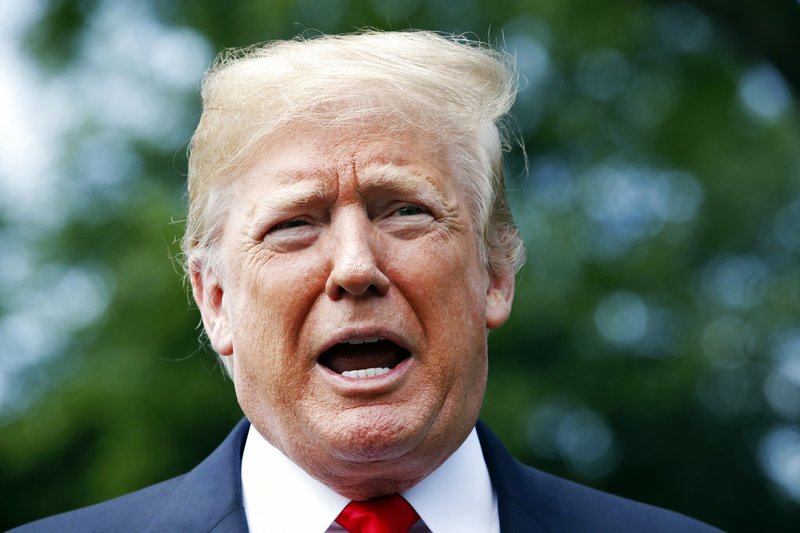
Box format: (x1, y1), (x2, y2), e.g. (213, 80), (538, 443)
(336, 494), (420, 533)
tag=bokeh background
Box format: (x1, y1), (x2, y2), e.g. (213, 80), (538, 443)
(1, 0), (799, 530)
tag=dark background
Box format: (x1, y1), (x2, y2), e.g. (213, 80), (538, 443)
(2, 1), (799, 531)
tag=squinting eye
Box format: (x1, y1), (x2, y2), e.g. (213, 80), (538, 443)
(270, 219), (308, 232)
(396, 205), (428, 216)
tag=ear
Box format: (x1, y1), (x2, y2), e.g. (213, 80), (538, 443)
(190, 260), (233, 356)
(486, 267), (515, 330)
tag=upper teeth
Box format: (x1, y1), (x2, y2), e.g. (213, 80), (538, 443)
(346, 337), (381, 344)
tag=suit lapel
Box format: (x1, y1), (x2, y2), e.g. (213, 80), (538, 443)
(476, 421), (550, 533)
(146, 419), (250, 532)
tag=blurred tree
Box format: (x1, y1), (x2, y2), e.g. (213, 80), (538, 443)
(671, 0), (800, 93)
(1, 1), (799, 531)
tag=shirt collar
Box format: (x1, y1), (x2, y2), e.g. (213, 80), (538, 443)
(402, 427), (499, 533)
(240, 424), (498, 533)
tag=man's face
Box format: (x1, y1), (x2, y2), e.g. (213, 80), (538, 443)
(193, 124), (514, 498)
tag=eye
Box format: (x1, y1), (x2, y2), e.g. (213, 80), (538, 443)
(269, 219), (309, 233)
(260, 217), (318, 251)
(395, 205), (429, 217)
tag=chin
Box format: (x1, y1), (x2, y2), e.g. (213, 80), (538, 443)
(321, 406), (431, 463)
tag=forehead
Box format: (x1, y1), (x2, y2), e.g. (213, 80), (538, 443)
(234, 123), (454, 191)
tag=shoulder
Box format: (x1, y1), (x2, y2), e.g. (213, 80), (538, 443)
(8, 476), (184, 533)
(10, 419), (251, 533)
(476, 422), (723, 533)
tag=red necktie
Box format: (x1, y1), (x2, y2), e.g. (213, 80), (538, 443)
(335, 494), (420, 533)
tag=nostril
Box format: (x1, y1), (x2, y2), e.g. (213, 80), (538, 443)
(326, 260), (390, 298)
(327, 279), (385, 299)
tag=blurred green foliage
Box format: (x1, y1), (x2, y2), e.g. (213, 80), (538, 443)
(2, 1), (800, 531)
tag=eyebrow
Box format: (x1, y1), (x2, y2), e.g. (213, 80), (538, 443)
(243, 179), (331, 227)
(356, 162), (447, 205)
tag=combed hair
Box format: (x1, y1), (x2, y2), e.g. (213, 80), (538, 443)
(182, 30), (526, 369)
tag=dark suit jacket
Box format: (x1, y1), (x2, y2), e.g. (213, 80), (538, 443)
(11, 419), (722, 532)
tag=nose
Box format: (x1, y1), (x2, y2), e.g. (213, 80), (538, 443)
(325, 210), (390, 299)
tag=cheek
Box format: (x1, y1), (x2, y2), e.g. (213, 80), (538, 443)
(229, 255), (328, 382)
(237, 252), (326, 329)
(390, 234), (487, 316)
(388, 235), (489, 369)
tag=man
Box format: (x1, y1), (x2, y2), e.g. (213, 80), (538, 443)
(14, 31), (720, 532)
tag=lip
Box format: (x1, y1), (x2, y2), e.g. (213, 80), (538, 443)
(317, 355), (413, 394)
(315, 325), (416, 394)
(316, 325), (415, 356)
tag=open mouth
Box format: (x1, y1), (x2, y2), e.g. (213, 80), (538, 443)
(318, 338), (411, 378)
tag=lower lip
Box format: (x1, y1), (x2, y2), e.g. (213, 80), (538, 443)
(317, 356), (413, 394)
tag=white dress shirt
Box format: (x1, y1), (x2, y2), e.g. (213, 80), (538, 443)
(241, 424), (500, 533)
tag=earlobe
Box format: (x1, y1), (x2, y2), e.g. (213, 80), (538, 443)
(190, 261), (234, 356)
(486, 268), (515, 330)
